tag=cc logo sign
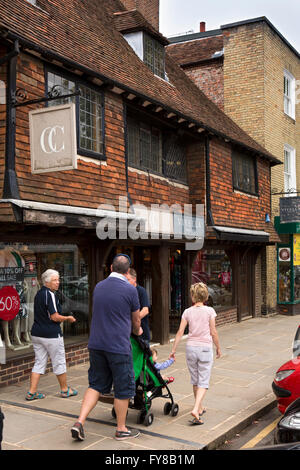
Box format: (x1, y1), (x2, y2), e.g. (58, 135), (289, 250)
(40, 125), (65, 154)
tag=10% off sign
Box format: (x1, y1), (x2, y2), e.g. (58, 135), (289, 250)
(0, 286), (21, 321)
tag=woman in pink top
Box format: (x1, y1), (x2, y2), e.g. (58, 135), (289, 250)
(170, 283), (221, 425)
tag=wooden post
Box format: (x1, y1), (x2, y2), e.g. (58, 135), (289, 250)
(181, 249), (198, 310)
(151, 244), (170, 344)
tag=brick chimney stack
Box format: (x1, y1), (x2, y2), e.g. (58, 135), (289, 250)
(119, 0), (160, 31)
(200, 21), (206, 32)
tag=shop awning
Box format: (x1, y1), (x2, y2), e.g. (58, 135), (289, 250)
(213, 225), (270, 243)
(274, 216), (300, 234)
(0, 199), (140, 228)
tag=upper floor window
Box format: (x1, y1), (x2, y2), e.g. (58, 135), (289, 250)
(127, 116), (187, 183)
(124, 32), (166, 80)
(284, 70), (296, 120)
(47, 70), (105, 159)
(128, 118), (162, 173)
(284, 144), (296, 196)
(232, 150), (258, 195)
(144, 34), (165, 79)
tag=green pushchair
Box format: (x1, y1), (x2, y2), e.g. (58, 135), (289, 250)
(125, 335), (179, 426)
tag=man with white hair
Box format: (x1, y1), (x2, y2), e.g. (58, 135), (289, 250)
(26, 269), (77, 401)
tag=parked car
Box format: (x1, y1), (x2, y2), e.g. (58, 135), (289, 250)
(274, 397), (300, 445)
(272, 325), (300, 414)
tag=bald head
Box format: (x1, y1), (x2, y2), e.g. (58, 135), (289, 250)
(112, 255), (130, 274)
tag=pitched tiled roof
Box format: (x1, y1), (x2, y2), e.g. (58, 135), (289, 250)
(113, 9), (169, 45)
(167, 35), (224, 66)
(0, 0), (280, 164)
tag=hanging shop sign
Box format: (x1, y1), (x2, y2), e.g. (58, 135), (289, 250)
(0, 286), (20, 321)
(29, 103), (77, 174)
(280, 197), (300, 224)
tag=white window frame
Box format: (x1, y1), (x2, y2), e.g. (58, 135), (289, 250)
(284, 144), (296, 196)
(284, 70), (296, 119)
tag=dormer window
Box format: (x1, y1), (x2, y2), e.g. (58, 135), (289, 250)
(114, 9), (168, 80)
(124, 31), (166, 79)
(143, 33), (165, 79)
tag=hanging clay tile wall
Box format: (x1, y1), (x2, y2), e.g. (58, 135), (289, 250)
(11, 51), (191, 211)
(209, 136), (271, 229)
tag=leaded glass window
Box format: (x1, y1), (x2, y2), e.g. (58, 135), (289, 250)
(163, 133), (187, 183)
(47, 70), (104, 158)
(128, 118), (162, 173)
(127, 117), (186, 182)
(232, 150), (258, 195)
(143, 34), (165, 79)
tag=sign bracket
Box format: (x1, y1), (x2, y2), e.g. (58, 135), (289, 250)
(11, 85), (81, 108)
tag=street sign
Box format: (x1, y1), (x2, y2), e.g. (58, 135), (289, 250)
(280, 197), (300, 223)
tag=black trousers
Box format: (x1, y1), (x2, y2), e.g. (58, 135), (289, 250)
(0, 407), (4, 451)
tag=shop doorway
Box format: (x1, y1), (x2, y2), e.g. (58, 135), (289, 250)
(238, 255), (252, 320)
(170, 249), (183, 333)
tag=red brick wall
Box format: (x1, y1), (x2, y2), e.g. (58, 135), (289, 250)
(0, 343), (89, 388)
(215, 307), (238, 326)
(184, 61), (224, 111)
(209, 137), (270, 229)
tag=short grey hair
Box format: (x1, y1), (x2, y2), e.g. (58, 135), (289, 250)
(41, 269), (60, 285)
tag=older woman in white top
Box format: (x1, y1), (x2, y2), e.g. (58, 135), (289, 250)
(170, 283), (221, 425)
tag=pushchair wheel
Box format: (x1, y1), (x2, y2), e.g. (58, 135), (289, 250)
(137, 410), (154, 426)
(163, 402), (172, 415)
(144, 412), (154, 427)
(171, 403), (179, 417)
(137, 410), (146, 424)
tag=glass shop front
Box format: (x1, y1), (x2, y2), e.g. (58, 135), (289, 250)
(0, 243), (89, 361)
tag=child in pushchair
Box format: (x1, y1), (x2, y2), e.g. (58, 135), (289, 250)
(126, 335), (179, 426)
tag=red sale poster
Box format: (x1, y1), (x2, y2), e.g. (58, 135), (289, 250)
(0, 286), (20, 321)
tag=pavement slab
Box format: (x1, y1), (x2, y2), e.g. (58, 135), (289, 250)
(0, 314), (299, 452)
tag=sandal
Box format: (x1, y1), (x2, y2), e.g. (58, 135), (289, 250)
(189, 417), (204, 426)
(60, 386), (78, 398)
(26, 392), (45, 401)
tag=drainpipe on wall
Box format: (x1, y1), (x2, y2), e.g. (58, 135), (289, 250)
(3, 40), (20, 199)
(205, 134), (214, 226)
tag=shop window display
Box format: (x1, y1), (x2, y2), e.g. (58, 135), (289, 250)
(0, 244), (89, 358)
(278, 247), (291, 303)
(192, 250), (233, 309)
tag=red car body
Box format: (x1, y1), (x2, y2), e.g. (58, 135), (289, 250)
(272, 326), (300, 414)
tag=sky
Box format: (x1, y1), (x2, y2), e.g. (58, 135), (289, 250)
(160, 0), (300, 53)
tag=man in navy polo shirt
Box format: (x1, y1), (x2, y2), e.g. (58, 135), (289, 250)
(71, 254), (142, 442)
(128, 268), (151, 344)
